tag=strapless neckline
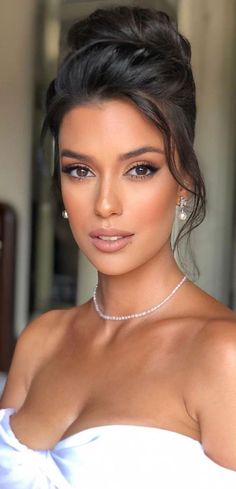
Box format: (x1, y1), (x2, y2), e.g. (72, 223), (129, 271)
(56, 423), (201, 450)
(2, 407), (200, 451)
(1, 407), (236, 489)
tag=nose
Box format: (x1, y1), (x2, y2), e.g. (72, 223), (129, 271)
(94, 178), (123, 218)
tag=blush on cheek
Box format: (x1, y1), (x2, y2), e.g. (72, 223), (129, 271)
(133, 181), (176, 224)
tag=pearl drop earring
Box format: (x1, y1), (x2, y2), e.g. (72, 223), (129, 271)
(178, 196), (188, 221)
(62, 210), (68, 219)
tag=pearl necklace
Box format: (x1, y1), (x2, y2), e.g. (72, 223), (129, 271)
(92, 276), (187, 321)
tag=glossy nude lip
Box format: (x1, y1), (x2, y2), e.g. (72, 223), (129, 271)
(89, 229), (134, 252)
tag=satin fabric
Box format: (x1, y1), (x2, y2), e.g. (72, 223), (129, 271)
(0, 408), (236, 489)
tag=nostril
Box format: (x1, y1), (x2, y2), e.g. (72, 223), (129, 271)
(94, 194), (122, 217)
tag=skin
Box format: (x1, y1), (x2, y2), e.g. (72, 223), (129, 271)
(1, 99), (236, 470)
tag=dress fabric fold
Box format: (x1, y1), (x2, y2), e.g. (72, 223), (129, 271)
(0, 408), (236, 489)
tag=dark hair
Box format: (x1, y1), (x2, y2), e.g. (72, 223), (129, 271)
(43, 5), (206, 260)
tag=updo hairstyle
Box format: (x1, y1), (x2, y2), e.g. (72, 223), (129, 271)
(43, 5), (206, 252)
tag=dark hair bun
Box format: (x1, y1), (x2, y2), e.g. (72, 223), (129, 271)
(68, 7), (191, 65)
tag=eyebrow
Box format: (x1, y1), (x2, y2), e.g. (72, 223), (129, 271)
(60, 145), (164, 163)
(120, 146), (164, 160)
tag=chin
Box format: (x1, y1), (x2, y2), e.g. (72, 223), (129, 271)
(81, 250), (138, 276)
(90, 260), (136, 276)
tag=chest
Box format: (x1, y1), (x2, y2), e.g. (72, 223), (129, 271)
(25, 323), (191, 430)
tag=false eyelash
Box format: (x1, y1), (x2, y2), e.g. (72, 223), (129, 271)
(61, 162), (160, 180)
(62, 164), (88, 173)
(126, 162), (159, 179)
(61, 164), (93, 178)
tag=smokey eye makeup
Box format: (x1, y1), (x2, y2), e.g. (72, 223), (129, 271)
(125, 162), (160, 179)
(61, 162), (160, 181)
(61, 164), (94, 179)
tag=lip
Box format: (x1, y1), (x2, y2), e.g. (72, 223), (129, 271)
(89, 229), (134, 253)
(89, 228), (133, 238)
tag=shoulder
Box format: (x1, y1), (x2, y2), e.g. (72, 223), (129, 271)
(181, 282), (236, 368)
(193, 302), (236, 362)
(13, 307), (76, 365)
(194, 309), (236, 353)
(0, 307), (79, 409)
(186, 315), (236, 469)
(17, 307), (76, 350)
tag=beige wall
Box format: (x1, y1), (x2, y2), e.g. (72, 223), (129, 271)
(0, 0), (38, 334)
(179, 0), (236, 303)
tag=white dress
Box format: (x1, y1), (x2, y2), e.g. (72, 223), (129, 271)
(0, 408), (236, 489)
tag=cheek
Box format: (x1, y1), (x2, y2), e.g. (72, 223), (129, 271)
(61, 182), (91, 230)
(129, 178), (178, 230)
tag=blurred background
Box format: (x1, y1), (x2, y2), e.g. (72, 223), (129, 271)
(0, 0), (236, 389)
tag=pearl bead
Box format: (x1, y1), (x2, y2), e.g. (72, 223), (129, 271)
(93, 276), (187, 321)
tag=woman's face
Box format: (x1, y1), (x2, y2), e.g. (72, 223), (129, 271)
(59, 99), (180, 275)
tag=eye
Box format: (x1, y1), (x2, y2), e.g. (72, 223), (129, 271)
(61, 164), (94, 179)
(126, 163), (159, 179)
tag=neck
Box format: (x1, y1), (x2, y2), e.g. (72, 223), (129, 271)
(95, 243), (185, 320)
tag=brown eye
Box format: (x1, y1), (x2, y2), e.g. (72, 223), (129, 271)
(75, 167), (89, 177)
(62, 164), (94, 179)
(127, 163), (159, 179)
(135, 166), (150, 176)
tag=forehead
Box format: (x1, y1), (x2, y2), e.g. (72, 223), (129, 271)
(59, 99), (164, 151)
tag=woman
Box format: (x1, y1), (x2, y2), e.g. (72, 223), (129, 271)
(0, 6), (236, 488)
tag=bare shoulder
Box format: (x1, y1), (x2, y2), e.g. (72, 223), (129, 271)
(16, 307), (78, 355)
(191, 313), (236, 386)
(184, 283), (236, 404)
(184, 290), (236, 469)
(0, 306), (80, 410)
(13, 307), (77, 363)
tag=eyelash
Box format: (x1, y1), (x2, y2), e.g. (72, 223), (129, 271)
(61, 162), (159, 181)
